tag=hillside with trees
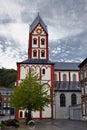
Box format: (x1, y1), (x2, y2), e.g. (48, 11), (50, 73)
(0, 68), (17, 88)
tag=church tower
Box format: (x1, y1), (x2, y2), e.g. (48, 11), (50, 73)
(16, 14), (54, 120)
(28, 13), (49, 60)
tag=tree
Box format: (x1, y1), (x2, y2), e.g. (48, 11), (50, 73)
(0, 68), (16, 88)
(10, 71), (51, 123)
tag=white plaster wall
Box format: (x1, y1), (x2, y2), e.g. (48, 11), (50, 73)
(32, 111), (40, 118)
(53, 92), (81, 119)
(70, 72), (79, 81)
(19, 64), (52, 119)
(20, 66), (29, 79)
(20, 65), (51, 81)
(31, 66), (40, 76)
(54, 71), (79, 82)
(60, 72), (69, 81)
(42, 105), (51, 118)
(42, 66), (51, 80)
(19, 110), (26, 118)
(33, 25), (46, 35)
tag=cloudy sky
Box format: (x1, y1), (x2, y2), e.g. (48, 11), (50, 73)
(0, 0), (87, 69)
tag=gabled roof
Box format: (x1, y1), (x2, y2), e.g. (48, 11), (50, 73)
(55, 62), (80, 71)
(78, 58), (87, 68)
(17, 58), (54, 65)
(30, 13), (48, 33)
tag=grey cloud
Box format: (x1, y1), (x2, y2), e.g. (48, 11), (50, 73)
(0, 14), (15, 24)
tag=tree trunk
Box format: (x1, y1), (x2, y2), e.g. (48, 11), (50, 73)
(26, 107), (32, 124)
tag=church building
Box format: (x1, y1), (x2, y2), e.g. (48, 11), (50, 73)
(16, 14), (81, 120)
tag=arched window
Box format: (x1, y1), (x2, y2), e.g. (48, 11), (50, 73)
(54, 74), (57, 81)
(41, 50), (45, 57)
(41, 38), (45, 45)
(71, 94), (77, 105)
(25, 111), (28, 117)
(73, 74), (76, 82)
(33, 38), (37, 45)
(20, 111), (23, 118)
(42, 68), (45, 74)
(63, 74), (67, 81)
(33, 50), (37, 57)
(60, 94), (66, 107)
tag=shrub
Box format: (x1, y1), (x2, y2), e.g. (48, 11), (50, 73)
(1, 119), (19, 128)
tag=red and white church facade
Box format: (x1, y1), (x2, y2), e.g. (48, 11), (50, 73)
(16, 14), (55, 120)
(16, 14), (81, 120)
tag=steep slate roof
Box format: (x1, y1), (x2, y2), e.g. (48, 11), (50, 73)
(17, 59), (54, 65)
(30, 14), (48, 33)
(55, 62), (80, 71)
(78, 58), (87, 68)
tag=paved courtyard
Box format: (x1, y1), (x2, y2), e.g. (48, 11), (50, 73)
(17, 119), (87, 130)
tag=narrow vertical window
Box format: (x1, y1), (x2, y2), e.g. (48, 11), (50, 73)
(42, 68), (45, 74)
(63, 74), (67, 81)
(25, 111), (28, 117)
(71, 94), (77, 105)
(73, 74), (76, 82)
(54, 74), (57, 81)
(33, 38), (37, 45)
(33, 50), (37, 57)
(41, 38), (45, 45)
(60, 94), (66, 107)
(20, 111), (23, 118)
(41, 50), (45, 57)
(72, 74), (77, 88)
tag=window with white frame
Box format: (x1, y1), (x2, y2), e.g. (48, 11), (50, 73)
(33, 38), (37, 45)
(8, 103), (10, 107)
(84, 70), (87, 78)
(3, 103), (6, 107)
(4, 97), (6, 101)
(41, 38), (45, 45)
(82, 87), (84, 95)
(3, 110), (6, 114)
(41, 50), (45, 57)
(73, 74), (77, 82)
(63, 74), (67, 81)
(8, 97), (10, 101)
(85, 83), (87, 94)
(82, 103), (86, 115)
(33, 50), (37, 57)
(7, 110), (10, 114)
(80, 71), (83, 80)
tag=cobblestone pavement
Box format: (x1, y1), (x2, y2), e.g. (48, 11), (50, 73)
(18, 119), (87, 130)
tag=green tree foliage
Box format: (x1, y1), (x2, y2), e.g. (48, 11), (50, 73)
(0, 68), (17, 88)
(11, 71), (51, 120)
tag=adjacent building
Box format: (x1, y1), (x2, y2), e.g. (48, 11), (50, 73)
(54, 62), (81, 119)
(0, 88), (14, 115)
(79, 58), (87, 120)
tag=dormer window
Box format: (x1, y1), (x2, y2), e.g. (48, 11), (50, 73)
(41, 38), (45, 45)
(41, 50), (45, 57)
(33, 50), (37, 57)
(33, 38), (37, 45)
